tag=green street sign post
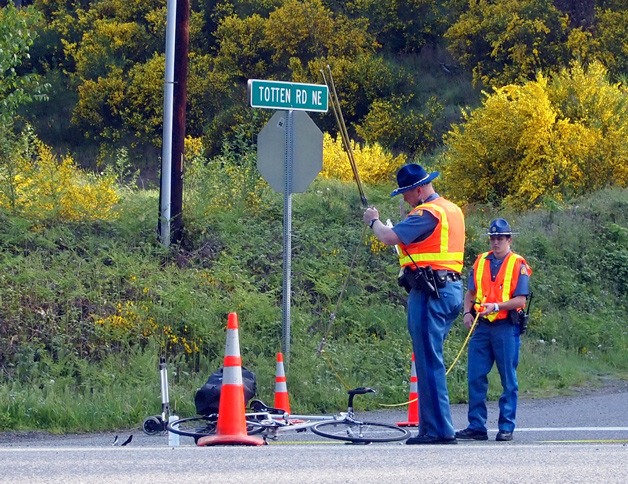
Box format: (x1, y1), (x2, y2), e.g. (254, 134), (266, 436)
(249, 79), (327, 364)
(248, 79), (328, 112)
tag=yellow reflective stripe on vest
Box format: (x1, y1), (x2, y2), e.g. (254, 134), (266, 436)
(398, 252), (465, 263)
(398, 202), (462, 271)
(474, 252), (521, 322)
(474, 252), (489, 306)
(501, 254), (519, 301)
(423, 202), (449, 252)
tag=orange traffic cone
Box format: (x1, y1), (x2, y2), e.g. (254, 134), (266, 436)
(396, 353), (419, 427)
(273, 352), (291, 413)
(197, 313), (264, 446)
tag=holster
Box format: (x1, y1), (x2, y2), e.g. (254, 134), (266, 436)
(397, 268), (413, 294)
(398, 266), (440, 298)
(509, 309), (528, 335)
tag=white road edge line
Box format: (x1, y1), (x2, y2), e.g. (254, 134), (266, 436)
(495, 427), (628, 432)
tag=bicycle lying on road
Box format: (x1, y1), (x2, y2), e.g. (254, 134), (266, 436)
(166, 387), (410, 444)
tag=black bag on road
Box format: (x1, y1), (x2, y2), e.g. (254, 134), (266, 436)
(194, 366), (257, 415)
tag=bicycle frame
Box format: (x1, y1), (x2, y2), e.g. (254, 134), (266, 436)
(167, 386), (410, 444)
(251, 410), (347, 440)
(246, 387), (409, 443)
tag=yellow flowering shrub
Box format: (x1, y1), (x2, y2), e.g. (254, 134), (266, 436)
(440, 61), (627, 209)
(184, 135), (204, 160)
(367, 234), (389, 255)
(93, 300), (202, 355)
(320, 133), (405, 184)
(93, 301), (157, 338)
(0, 140), (120, 221)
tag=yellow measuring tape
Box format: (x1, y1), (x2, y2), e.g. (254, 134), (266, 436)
(446, 310), (480, 375)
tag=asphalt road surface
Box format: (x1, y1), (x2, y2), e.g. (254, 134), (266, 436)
(1, 380), (626, 483)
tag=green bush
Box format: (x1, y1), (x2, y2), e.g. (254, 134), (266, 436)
(0, 170), (626, 431)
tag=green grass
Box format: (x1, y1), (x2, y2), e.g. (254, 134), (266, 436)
(0, 173), (626, 432)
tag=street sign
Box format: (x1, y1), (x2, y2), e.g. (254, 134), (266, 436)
(257, 110), (323, 193)
(248, 79), (328, 112)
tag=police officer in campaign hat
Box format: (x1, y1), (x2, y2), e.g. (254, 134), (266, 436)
(363, 164), (465, 444)
(456, 218), (532, 442)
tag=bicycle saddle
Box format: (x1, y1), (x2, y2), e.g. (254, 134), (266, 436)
(348, 387), (376, 395)
(249, 399), (285, 414)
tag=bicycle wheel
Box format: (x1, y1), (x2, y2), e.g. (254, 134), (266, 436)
(166, 415), (217, 440)
(312, 420), (410, 443)
(166, 415), (266, 440)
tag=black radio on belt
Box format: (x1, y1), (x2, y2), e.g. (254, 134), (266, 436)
(398, 266), (440, 298)
(519, 292), (533, 335)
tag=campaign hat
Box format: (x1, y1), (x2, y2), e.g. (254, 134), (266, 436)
(390, 164), (439, 197)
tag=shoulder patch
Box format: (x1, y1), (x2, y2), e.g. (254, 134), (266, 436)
(415, 209), (423, 216)
(520, 265), (528, 275)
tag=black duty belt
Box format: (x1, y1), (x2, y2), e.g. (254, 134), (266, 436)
(437, 271), (461, 282)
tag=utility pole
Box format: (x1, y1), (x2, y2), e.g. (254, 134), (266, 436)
(159, 0), (190, 247)
(170, 0), (190, 245)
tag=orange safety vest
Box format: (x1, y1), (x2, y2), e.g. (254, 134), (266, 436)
(397, 197), (465, 273)
(473, 251), (532, 321)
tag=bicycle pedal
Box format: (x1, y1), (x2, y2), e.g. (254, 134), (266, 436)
(296, 428), (308, 433)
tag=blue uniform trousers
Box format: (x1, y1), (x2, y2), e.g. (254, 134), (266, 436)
(467, 320), (521, 433)
(407, 280), (463, 439)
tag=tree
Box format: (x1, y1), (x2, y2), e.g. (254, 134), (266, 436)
(61, 0), (168, 144)
(212, 13), (272, 81)
(439, 61), (627, 209)
(208, 0), (390, 150)
(445, 0), (572, 87)
(346, 0), (457, 53)
(0, 4), (46, 126)
(355, 95), (443, 156)
(445, 0), (628, 87)
(594, 1), (628, 80)
(264, 0), (373, 66)
(0, 4), (48, 210)
(0, 3), (48, 161)
(553, 0), (596, 29)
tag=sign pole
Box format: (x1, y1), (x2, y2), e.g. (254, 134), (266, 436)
(282, 110), (294, 362)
